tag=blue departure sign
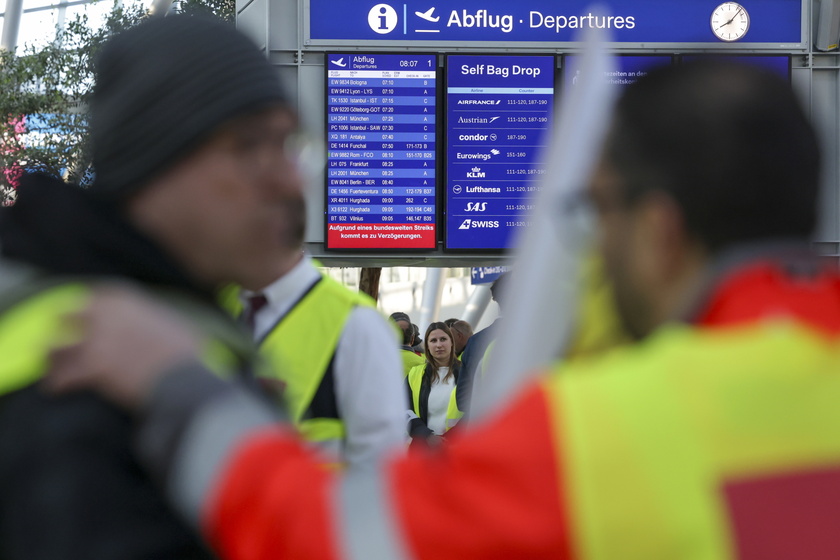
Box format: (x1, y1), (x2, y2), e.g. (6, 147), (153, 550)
(445, 55), (554, 250)
(326, 53), (437, 250)
(309, 0), (802, 46)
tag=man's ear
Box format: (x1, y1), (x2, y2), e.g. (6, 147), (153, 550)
(635, 191), (693, 284)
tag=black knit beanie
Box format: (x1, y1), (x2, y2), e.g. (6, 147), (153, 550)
(90, 15), (290, 198)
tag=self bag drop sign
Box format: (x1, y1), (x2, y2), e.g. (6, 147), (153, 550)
(308, 0), (802, 45)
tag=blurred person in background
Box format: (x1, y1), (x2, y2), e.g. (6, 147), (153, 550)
(459, 273), (506, 381)
(411, 322), (424, 353)
(450, 320), (473, 358)
(390, 311), (425, 377)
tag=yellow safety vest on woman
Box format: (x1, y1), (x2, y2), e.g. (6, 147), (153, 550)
(407, 363), (464, 433)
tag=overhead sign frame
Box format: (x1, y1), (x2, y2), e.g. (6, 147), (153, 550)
(303, 0), (807, 51)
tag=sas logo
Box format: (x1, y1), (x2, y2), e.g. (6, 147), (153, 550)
(466, 166), (485, 178)
(465, 202), (487, 212)
(459, 219), (499, 230)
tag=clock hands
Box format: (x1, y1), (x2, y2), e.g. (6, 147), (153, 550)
(715, 7), (744, 32)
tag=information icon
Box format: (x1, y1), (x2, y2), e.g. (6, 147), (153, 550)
(368, 4), (398, 34)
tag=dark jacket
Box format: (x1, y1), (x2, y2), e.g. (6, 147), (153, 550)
(455, 318), (501, 419)
(405, 361), (463, 440)
(0, 174), (218, 560)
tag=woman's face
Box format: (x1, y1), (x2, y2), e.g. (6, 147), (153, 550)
(427, 329), (452, 367)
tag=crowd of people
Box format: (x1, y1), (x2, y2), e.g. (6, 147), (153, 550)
(1, 11), (839, 560)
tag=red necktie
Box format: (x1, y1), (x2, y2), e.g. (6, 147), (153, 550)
(241, 294), (268, 335)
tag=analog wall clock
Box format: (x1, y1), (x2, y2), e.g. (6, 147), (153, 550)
(711, 2), (750, 42)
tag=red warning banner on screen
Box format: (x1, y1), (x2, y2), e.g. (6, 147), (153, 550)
(327, 223), (436, 249)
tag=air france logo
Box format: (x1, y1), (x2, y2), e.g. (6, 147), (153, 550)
(459, 219), (499, 229)
(465, 202), (487, 212)
(368, 4), (398, 34)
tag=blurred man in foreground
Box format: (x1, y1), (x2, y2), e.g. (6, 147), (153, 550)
(48, 61), (840, 558)
(0, 14), (306, 559)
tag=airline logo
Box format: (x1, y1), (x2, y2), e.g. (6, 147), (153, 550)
(457, 99), (501, 105)
(456, 149), (499, 161)
(466, 166), (485, 178)
(459, 219), (499, 229)
(465, 202), (488, 211)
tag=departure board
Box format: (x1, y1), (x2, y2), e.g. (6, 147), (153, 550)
(326, 53), (438, 250)
(563, 55), (672, 91)
(445, 55), (555, 250)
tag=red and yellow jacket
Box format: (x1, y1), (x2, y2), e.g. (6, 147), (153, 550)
(141, 255), (840, 560)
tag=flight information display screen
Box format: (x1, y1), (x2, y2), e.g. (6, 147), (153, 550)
(325, 53), (438, 250)
(445, 55), (555, 250)
(563, 55), (672, 91)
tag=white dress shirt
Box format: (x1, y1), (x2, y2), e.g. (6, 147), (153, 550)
(243, 255), (405, 465)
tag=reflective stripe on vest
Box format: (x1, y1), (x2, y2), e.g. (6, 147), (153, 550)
(545, 322), (840, 559)
(407, 363), (464, 433)
(0, 280), (253, 398)
(258, 274), (373, 444)
(0, 283), (91, 396)
(333, 466), (411, 560)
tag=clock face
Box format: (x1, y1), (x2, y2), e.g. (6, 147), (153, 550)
(711, 2), (750, 42)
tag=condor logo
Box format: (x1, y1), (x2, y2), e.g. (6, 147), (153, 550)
(465, 202), (487, 212)
(458, 219), (499, 229)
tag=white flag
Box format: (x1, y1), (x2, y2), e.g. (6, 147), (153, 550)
(470, 20), (618, 421)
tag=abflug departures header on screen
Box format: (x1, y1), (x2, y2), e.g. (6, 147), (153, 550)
(326, 53), (438, 250)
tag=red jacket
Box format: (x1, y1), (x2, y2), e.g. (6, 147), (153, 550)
(138, 253), (840, 560)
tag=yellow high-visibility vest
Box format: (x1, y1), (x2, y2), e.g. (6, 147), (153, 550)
(407, 363), (464, 433)
(546, 321), (840, 559)
(227, 275), (374, 445)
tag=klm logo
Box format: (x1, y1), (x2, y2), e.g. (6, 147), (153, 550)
(465, 202), (487, 212)
(459, 219), (499, 229)
(466, 166), (485, 178)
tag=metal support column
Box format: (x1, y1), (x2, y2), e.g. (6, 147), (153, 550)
(417, 268), (444, 332)
(461, 284), (492, 329)
(1, 0), (24, 52)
